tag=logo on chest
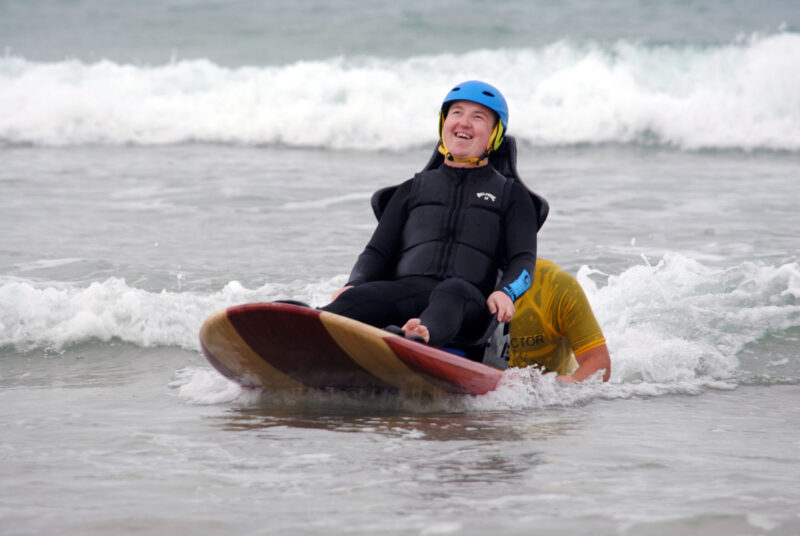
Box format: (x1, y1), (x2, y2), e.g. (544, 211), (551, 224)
(476, 192), (496, 202)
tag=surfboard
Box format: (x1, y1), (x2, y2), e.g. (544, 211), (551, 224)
(199, 302), (503, 395)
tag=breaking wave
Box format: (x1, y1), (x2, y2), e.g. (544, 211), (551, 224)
(1, 33), (799, 151)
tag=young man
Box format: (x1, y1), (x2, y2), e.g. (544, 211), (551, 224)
(323, 81), (543, 347)
(510, 259), (611, 382)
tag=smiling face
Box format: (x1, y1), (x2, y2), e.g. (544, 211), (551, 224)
(441, 100), (497, 167)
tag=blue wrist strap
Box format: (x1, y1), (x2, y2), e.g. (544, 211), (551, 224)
(503, 269), (531, 301)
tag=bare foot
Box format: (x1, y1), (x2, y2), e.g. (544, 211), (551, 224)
(402, 318), (430, 343)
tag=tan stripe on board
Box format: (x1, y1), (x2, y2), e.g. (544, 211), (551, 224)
(319, 311), (444, 395)
(200, 309), (304, 390)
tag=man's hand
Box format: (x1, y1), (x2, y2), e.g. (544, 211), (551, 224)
(556, 375), (578, 383)
(487, 290), (515, 322)
(330, 285), (354, 302)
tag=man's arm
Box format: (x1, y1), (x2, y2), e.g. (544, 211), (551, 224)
(329, 180), (412, 301)
(553, 269), (611, 383)
(345, 179), (412, 286)
(557, 344), (611, 383)
(496, 181), (538, 300)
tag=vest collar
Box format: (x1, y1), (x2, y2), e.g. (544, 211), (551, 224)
(439, 162), (497, 179)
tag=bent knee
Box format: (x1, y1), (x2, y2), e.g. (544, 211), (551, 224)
(434, 277), (480, 296)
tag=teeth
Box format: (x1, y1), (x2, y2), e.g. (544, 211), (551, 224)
(456, 132), (471, 139)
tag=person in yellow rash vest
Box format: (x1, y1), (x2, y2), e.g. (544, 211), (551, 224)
(509, 259), (611, 383)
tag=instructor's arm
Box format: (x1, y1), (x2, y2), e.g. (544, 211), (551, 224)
(557, 344), (611, 383)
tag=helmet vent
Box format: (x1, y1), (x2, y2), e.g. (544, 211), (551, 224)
(482, 91), (495, 97)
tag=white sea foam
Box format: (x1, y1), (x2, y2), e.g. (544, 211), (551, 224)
(1, 33), (798, 150)
(4, 255), (799, 402)
(0, 276), (337, 352)
(170, 366), (253, 406)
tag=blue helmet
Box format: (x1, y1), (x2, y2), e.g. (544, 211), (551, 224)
(441, 80), (509, 132)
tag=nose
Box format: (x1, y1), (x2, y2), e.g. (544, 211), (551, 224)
(456, 115), (472, 128)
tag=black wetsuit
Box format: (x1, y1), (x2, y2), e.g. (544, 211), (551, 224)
(322, 163), (538, 346)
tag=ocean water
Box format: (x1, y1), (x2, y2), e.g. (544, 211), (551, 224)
(2, 1), (800, 535)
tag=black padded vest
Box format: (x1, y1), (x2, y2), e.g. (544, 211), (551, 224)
(394, 165), (512, 295)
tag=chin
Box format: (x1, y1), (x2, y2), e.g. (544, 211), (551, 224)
(449, 146), (478, 160)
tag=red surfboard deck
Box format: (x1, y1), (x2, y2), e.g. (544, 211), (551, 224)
(199, 302), (502, 395)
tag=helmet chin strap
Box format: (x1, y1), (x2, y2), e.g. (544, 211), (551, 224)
(438, 121), (502, 166)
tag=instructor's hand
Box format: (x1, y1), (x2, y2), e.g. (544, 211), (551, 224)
(487, 291), (515, 323)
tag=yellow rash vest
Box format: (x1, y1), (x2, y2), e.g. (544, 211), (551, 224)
(509, 259), (606, 375)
